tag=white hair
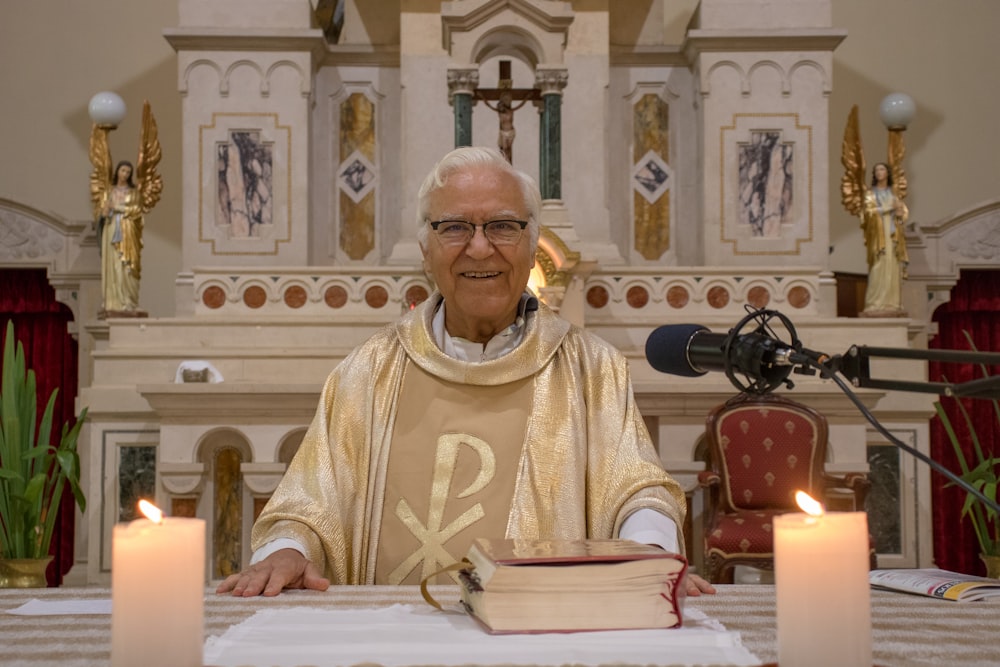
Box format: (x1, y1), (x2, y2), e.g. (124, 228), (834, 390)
(415, 146), (541, 249)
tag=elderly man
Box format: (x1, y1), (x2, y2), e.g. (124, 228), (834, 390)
(218, 146), (714, 597)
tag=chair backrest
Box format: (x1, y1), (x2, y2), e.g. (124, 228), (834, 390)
(704, 392), (828, 512)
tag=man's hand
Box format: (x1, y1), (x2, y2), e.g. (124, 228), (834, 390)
(215, 548), (330, 597)
(685, 572), (716, 597)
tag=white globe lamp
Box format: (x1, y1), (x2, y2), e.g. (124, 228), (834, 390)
(88, 92), (127, 129)
(879, 93), (916, 131)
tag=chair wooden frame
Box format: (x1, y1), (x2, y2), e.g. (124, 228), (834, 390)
(697, 392), (872, 584)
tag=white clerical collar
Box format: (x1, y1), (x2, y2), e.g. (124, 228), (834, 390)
(431, 293), (538, 363)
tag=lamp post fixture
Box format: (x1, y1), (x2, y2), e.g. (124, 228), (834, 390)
(879, 92), (915, 200)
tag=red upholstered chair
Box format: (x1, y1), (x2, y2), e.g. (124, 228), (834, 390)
(697, 392), (872, 584)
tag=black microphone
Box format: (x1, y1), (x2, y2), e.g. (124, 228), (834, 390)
(644, 323), (802, 386)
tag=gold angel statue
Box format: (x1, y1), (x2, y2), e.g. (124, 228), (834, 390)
(840, 104), (909, 317)
(89, 100), (162, 316)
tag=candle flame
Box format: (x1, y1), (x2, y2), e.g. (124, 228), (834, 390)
(138, 499), (164, 524)
(795, 490), (825, 517)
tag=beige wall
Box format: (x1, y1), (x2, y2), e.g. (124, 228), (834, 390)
(828, 0), (1000, 274)
(0, 0), (182, 317)
(1, 0), (997, 316)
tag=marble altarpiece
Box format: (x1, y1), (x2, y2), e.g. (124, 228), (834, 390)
(7, 0), (996, 585)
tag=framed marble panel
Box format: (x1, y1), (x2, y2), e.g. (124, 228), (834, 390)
(199, 113), (292, 255)
(720, 113), (813, 256)
(98, 429), (159, 574)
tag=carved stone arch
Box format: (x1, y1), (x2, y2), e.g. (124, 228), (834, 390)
(701, 60), (747, 97)
(0, 197), (98, 331)
(471, 26), (544, 69)
(180, 58), (224, 96)
(195, 427), (253, 578)
(788, 59), (831, 95)
(278, 427), (308, 465)
(746, 60), (787, 96)
(442, 0), (574, 66)
(264, 59), (312, 98)
(195, 427), (253, 463)
(224, 59), (266, 98)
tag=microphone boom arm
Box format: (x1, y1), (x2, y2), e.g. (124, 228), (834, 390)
(826, 345), (1000, 399)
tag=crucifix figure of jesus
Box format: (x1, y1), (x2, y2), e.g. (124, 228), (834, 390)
(474, 60), (540, 163)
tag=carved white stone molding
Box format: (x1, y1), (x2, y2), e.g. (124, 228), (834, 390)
(0, 198), (97, 328)
(700, 57), (831, 98)
(446, 67), (480, 97)
(241, 462), (288, 495)
(159, 462), (207, 495)
(176, 53), (313, 98)
(0, 199), (87, 267)
(534, 66), (568, 95)
(905, 199), (1000, 325)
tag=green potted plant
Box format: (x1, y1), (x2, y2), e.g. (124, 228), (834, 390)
(0, 320), (87, 587)
(933, 332), (1000, 578)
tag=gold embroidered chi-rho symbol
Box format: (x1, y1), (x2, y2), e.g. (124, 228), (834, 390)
(388, 433), (496, 584)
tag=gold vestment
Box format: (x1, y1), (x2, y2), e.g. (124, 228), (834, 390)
(251, 293), (686, 584)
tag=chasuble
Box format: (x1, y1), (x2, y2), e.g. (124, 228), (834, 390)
(251, 293), (686, 585)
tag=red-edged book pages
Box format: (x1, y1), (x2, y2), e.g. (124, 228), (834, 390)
(458, 538), (687, 634)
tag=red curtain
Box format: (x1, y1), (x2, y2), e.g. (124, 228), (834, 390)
(0, 268), (79, 586)
(929, 269), (1000, 576)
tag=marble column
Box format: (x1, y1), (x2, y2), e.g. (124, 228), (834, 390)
(535, 67), (568, 200)
(448, 68), (479, 149)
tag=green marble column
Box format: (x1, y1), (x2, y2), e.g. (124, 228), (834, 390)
(453, 93), (472, 148)
(539, 93), (562, 200)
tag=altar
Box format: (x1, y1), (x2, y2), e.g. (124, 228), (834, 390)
(2, 585), (998, 666)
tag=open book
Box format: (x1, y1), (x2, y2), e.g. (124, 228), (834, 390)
(869, 568), (1000, 602)
(458, 537), (687, 634)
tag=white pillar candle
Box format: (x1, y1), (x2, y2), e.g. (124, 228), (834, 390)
(111, 506), (205, 667)
(774, 509), (872, 667)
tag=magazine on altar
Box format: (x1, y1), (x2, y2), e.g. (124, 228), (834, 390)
(869, 568), (1000, 602)
(457, 537), (687, 634)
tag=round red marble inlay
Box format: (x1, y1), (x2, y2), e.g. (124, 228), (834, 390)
(666, 285), (689, 309)
(404, 285), (429, 307)
(201, 285), (226, 309)
(707, 286), (730, 309)
(788, 286), (811, 308)
(626, 285), (649, 309)
(747, 286), (771, 309)
(324, 285), (348, 308)
(586, 286), (609, 309)
(242, 285), (267, 309)
(365, 285), (389, 309)
(283, 285), (307, 309)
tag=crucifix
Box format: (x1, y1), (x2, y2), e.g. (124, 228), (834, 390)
(474, 60), (541, 163)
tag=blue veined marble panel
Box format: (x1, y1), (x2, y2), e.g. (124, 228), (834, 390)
(739, 131), (793, 237)
(217, 130), (274, 238)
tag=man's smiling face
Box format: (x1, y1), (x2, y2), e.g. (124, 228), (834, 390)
(421, 165), (535, 344)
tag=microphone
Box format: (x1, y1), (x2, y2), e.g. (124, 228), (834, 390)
(644, 323), (805, 387)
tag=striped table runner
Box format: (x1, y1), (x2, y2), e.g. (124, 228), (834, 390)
(1, 584), (997, 666)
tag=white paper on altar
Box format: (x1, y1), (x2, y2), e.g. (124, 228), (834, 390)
(202, 604), (761, 666)
(7, 599), (112, 615)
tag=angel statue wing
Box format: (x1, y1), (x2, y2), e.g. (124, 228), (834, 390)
(88, 121), (113, 223)
(134, 100), (163, 214)
(840, 104), (867, 217)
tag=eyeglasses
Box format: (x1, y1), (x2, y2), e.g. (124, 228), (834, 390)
(428, 219), (528, 246)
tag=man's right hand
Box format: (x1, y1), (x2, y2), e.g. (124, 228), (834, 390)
(215, 548), (330, 597)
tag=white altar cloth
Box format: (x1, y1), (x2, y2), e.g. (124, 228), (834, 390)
(202, 603), (760, 667)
